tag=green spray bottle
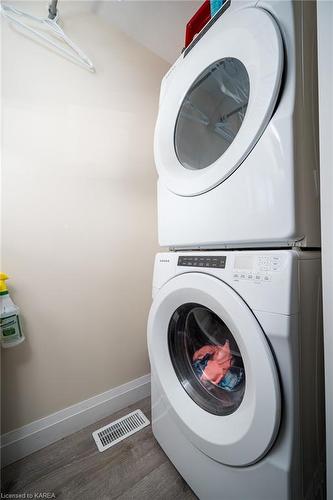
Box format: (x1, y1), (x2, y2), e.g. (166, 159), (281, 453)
(0, 273), (25, 348)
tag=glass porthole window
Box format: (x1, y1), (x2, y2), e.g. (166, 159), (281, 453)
(174, 58), (250, 170)
(168, 303), (246, 416)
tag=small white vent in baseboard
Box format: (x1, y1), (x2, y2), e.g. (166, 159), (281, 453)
(92, 409), (150, 452)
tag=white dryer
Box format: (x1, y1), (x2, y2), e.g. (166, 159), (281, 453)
(155, 0), (320, 249)
(147, 250), (325, 500)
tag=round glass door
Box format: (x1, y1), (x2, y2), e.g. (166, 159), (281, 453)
(168, 303), (245, 416)
(175, 58), (250, 171)
(148, 271), (281, 465)
(154, 7), (283, 196)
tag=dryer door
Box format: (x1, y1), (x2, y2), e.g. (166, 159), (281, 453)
(155, 7), (283, 196)
(147, 272), (281, 466)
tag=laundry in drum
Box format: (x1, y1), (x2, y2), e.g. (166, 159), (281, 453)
(192, 341), (244, 391)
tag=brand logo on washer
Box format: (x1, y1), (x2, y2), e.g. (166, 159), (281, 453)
(159, 259), (170, 263)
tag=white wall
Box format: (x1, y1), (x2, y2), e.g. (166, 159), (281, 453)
(1, 1), (169, 433)
(96, 0), (200, 64)
(317, 1), (333, 498)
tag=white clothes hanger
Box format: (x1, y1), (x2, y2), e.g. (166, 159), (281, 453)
(1, 0), (95, 72)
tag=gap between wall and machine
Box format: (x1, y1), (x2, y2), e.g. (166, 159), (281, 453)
(1, 374), (151, 468)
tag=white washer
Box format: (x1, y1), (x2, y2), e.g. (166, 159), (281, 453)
(148, 250), (325, 500)
(155, 0), (320, 249)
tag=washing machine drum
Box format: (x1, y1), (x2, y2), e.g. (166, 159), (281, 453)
(148, 273), (281, 466)
(154, 7), (283, 196)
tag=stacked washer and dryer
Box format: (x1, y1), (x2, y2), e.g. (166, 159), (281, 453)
(147, 1), (325, 499)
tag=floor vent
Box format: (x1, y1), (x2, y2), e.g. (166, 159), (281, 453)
(92, 409), (150, 452)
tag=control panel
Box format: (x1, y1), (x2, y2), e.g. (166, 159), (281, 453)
(233, 255), (282, 283)
(178, 255), (226, 269)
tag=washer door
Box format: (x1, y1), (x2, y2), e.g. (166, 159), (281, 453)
(154, 7), (283, 196)
(147, 273), (281, 466)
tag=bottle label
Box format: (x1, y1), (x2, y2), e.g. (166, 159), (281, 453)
(0, 314), (23, 343)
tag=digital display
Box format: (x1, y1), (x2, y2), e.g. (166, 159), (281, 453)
(234, 255), (255, 270)
(178, 256), (226, 269)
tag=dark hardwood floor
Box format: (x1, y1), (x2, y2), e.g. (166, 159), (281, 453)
(2, 397), (197, 499)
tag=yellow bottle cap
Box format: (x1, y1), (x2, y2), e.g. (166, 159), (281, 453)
(0, 273), (9, 295)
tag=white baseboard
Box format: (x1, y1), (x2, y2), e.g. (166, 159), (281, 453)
(1, 373), (151, 467)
